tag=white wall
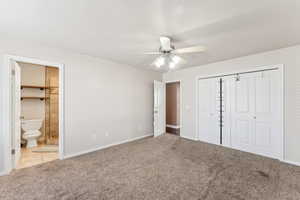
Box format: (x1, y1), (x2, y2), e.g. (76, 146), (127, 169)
(164, 45), (300, 163)
(0, 39), (162, 174)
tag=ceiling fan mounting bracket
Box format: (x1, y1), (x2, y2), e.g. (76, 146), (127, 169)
(159, 45), (175, 54)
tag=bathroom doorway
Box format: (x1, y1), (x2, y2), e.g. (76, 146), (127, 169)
(165, 81), (181, 135)
(17, 63), (59, 169)
(3, 55), (64, 174)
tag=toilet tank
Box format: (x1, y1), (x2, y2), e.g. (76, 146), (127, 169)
(21, 119), (43, 131)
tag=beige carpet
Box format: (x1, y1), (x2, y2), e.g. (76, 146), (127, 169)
(1, 134), (300, 200)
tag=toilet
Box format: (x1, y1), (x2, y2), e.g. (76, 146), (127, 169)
(21, 119), (43, 148)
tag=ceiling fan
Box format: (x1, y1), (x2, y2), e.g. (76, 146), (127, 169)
(144, 36), (206, 70)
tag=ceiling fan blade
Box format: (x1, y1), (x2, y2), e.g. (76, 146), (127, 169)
(177, 55), (187, 64)
(142, 52), (162, 55)
(172, 45), (206, 54)
(160, 36), (172, 51)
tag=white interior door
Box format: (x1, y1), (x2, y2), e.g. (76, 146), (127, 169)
(230, 73), (255, 153)
(230, 70), (282, 159)
(252, 70), (282, 158)
(154, 80), (165, 137)
(198, 78), (220, 145)
(11, 61), (21, 167)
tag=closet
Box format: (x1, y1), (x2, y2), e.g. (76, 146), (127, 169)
(198, 68), (283, 159)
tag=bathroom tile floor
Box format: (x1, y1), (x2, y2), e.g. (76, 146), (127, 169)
(17, 145), (59, 169)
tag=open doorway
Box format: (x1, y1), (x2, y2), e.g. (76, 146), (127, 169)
(14, 62), (60, 169)
(166, 81), (180, 135)
(2, 55), (64, 174)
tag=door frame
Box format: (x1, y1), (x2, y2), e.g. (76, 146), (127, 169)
(195, 64), (285, 160)
(165, 80), (182, 136)
(11, 62), (21, 168)
(2, 55), (65, 175)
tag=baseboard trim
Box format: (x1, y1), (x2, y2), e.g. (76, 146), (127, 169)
(166, 124), (180, 129)
(0, 170), (8, 177)
(281, 160), (300, 167)
(180, 135), (197, 141)
(64, 134), (153, 159)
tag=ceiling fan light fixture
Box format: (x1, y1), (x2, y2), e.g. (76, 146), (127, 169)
(154, 56), (165, 68)
(145, 36), (206, 70)
(171, 55), (181, 64)
(169, 62), (176, 69)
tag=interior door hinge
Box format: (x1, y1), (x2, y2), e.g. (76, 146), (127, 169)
(11, 149), (15, 155)
(11, 69), (15, 76)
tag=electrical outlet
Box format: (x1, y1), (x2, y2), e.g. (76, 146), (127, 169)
(92, 133), (97, 140)
(105, 132), (109, 136)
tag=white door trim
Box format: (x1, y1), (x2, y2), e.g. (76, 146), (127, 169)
(195, 64), (285, 160)
(165, 80), (182, 136)
(12, 62), (21, 168)
(2, 55), (65, 175)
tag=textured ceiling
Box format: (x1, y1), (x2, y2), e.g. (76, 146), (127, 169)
(1, 0), (300, 71)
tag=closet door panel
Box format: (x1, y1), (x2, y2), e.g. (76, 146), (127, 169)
(230, 70), (282, 159)
(230, 75), (255, 153)
(235, 78), (250, 113)
(252, 71), (282, 158)
(254, 122), (271, 147)
(198, 78), (220, 145)
(236, 119), (251, 145)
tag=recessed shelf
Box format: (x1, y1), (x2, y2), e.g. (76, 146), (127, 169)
(21, 85), (48, 90)
(21, 97), (48, 101)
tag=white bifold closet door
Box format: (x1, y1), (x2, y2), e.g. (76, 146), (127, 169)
(198, 77), (230, 146)
(198, 78), (220, 145)
(198, 69), (283, 159)
(229, 70), (282, 159)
